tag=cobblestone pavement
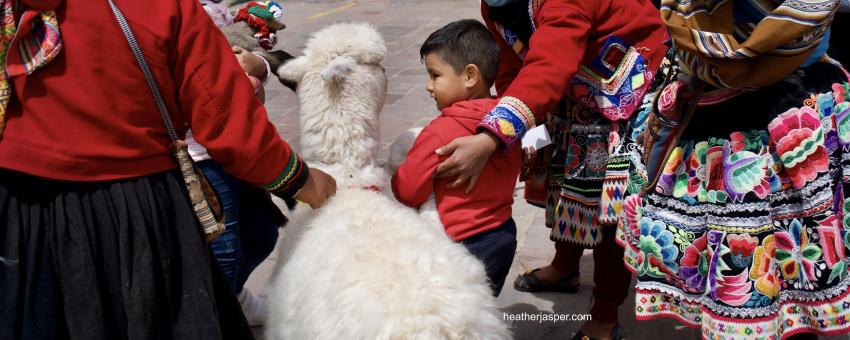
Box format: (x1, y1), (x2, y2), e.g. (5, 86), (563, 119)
(243, 1), (848, 339)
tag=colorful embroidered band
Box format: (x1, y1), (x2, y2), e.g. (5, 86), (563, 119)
(0, 0), (63, 137)
(265, 152), (309, 198)
(500, 96), (535, 127)
(479, 97), (536, 148)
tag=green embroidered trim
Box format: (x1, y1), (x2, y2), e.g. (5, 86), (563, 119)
(264, 152), (300, 191)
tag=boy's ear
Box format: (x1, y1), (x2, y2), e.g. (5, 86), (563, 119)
(463, 64), (481, 89)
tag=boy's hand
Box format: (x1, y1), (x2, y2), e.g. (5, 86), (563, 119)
(232, 46), (268, 80)
(295, 168), (337, 209)
(434, 131), (500, 193)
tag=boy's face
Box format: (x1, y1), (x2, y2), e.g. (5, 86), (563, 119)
(424, 53), (469, 110)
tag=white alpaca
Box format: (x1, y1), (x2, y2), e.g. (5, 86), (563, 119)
(265, 22), (510, 340)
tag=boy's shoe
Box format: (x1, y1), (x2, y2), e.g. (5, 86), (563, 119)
(513, 269), (580, 293)
(237, 288), (267, 327)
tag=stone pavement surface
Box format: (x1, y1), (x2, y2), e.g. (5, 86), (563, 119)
(241, 1), (849, 339)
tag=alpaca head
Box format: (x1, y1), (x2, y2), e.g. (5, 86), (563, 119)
(278, 22), (387, 173)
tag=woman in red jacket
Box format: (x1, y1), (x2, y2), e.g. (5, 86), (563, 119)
(433, 0), (668, 338)
(0, 1), (334, 339)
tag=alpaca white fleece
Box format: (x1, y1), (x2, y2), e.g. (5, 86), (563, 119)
(267, 190), (510, 340)
(278, 22), (388, 174)
(267, 22), (511, 339)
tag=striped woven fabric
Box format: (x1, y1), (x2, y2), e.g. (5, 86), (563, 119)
(0, 0), (63, 137)
(661, 0), (838, 89)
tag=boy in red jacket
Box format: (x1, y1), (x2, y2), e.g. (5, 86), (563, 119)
(392, 19), (521, 296)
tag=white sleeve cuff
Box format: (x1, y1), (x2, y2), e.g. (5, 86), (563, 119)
(254, 52), (273, 86)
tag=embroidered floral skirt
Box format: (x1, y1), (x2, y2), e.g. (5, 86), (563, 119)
(617, 63), (850, 339)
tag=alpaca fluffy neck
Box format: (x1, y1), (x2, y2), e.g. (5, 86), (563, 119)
(297, 81), (381, 172)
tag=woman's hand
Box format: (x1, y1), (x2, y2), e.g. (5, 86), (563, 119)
(434, 131), (501, 193)
(232, 46), (268, 80)
(295, 168), (337, 208)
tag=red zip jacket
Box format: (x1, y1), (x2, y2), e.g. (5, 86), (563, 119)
(392, 98), (521, 241)
(0, 0), (306, 197)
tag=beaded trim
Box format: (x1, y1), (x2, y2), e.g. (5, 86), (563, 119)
(647, 194), (771, 214)
(645, 205), (773, 228)
(501, 96), (535, 127)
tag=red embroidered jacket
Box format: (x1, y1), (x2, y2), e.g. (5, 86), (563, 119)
(0, 0), (306, 196)
(479, 0), (668, 147)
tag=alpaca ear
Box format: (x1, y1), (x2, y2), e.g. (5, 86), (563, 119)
(320, 55), (357, 83)
(277, 56), (309, 83)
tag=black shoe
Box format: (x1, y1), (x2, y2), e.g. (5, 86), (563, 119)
(513, 268), (580, 293)
(571, 324), (622, 340)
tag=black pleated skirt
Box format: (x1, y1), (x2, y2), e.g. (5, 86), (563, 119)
(0, 169), (253, 340)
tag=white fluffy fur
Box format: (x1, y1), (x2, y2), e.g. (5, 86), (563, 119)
(278, 22), (388, 177)
(267, 22), (511, 340)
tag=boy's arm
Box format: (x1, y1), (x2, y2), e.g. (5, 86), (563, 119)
(391, 130), (445, 208)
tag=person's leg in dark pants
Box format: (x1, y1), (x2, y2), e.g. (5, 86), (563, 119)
(552, 240), (584, 275)
(589, 227), (631, 324)
(462, 218), (518, 296)
(199, 160), (243, 290)
(575, 226), (631, 340)
(199, 161), (274, 326)
(234, 182), (280, 292)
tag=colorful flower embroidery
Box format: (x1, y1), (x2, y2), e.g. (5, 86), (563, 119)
(768, 106), (829, 189)
(835, 102), (850, 149)
(637, 217), (679, 278)
(834, 83), (847, 104)
(728, 234), (758, 268)
(749, 235), (780, 298)
(775, 219), (823, 282)
(723, 144), (770, 202)
(678, 235), (710, 292)
(817, 214), (846, 268)
(716, 271), (753, 307)
(657, 146), (685, 196)
(564, 135), (583, 172)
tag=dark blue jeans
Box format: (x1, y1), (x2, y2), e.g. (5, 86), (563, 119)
(461, 218), (518, 296)
(198, 160), (280, 293)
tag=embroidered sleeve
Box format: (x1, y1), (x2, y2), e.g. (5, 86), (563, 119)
(477, 96), (535, 148)
(266, 152), (310, 199)
(496, 3), (592, 129)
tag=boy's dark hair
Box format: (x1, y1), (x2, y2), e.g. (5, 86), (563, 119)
(420, 19), (500, 86)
